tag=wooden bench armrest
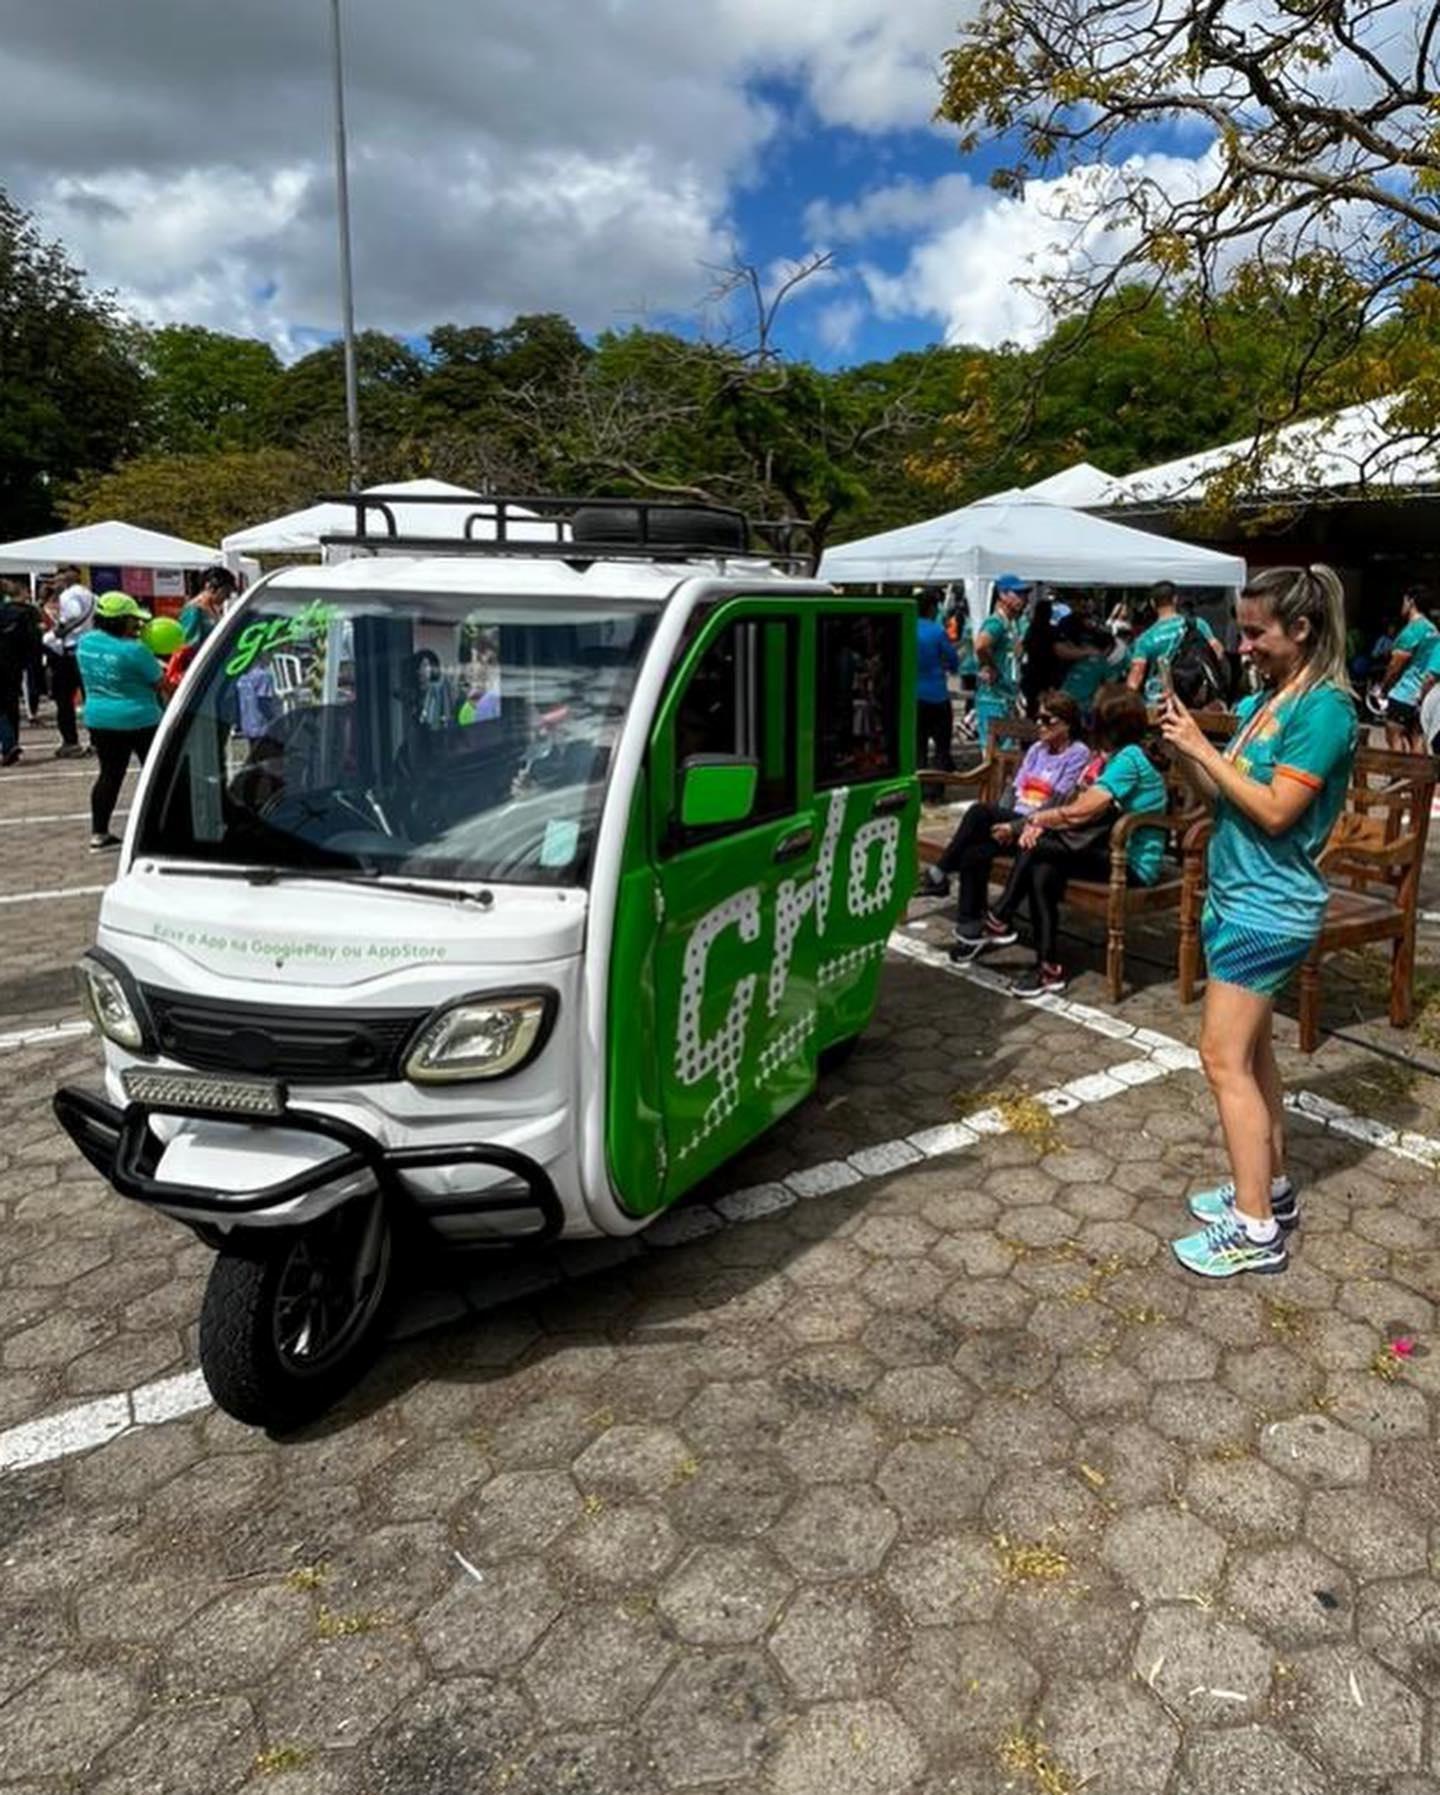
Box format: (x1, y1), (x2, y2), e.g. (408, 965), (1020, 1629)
(1320, 830), (1420, 871)
(917, 764), (991, 797)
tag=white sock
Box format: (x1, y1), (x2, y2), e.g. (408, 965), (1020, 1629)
(1271, 1174), (1292, 1198)
(1240, 1213), (1280, 1244)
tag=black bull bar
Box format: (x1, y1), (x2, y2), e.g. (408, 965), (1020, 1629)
(52, 1086), (564, 1240)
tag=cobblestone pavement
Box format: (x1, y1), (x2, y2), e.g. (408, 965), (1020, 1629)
(0, 715), (1437, 1794)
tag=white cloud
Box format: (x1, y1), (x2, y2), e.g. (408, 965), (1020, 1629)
(0, 0), (980, 352)
(815, 298), (866, 354)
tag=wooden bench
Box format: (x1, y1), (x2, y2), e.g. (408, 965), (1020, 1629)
(1177, 744), (1436, 1051)
(917, 716), (1209, 1000)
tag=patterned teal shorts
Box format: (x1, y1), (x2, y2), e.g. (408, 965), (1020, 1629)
(1201, 903), (1314, 997)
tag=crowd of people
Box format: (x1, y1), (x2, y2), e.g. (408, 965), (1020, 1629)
(0, 563), (238, 847)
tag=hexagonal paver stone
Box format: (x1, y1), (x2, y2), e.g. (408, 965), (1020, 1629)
(865, 1366), (977, 1430)
(940, 1278), (1034, 1333)
(999, 1572), (1139, 1681)
(522, 1600), (674, 1724)
(773, 1486), (899, 1581)
(681, 1381), (791, 1454)
(165, 1583), (311, 1693)
(560, 1501), (681, 1586)
(1358, 1575), (1440, 1697)
(982, 1466), (1104, 1549)
(777, 1410), (885, 1482)
(89, 1695), (256, 1795)
(1100, 1506), (1226, 1602)
(1222, 1543), (1353, 1649)
(417, 1558), (562, 1674)
(1182, 1455), (1303, 1542)
(1148, 1383), (1255, 1453)
(641, 1648), (787, 1785)
(769, 1585), (893, 1700)
(1174, 1728), (1329, 1795)
(891, 1624), (1040, 1759)
(657, 1543), (793, 1645)
(0, 1663), (142, 1781)
(500, 1726), (663, 1795)
(768, 1699), (925, 1795)
(1038, 1675), (1180, 1795)
(1287, 1646), (1425, 1778)
(1258, 1414), (1371, 1488)
(1074, 1421), (1184, 1508)
(1305, 1488), (1430, 1580)
(876, 1438), (992, 1534)
(666, 1453), (794, 1541)
(572, 1425), (692, 1498)
(1133, 1607), (1273, 1726)
(453, 1469), (581, 1562)
(1049, 1358), (1149, 1420)
(1323, 1371), (1432, 1442)
(884, 1532), (1001, 1630)
(365, 1676), (532, 1795)
(965, 1396), (1076, 1466)
(261, 1632), (424, 1750)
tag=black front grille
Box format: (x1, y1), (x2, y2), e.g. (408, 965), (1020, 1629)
(139, 987), (429, 1084)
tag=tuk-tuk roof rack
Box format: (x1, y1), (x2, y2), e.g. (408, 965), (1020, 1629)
(315, 491), (816, 572)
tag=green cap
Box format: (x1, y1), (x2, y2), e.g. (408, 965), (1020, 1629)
(95, 591), (150, 621)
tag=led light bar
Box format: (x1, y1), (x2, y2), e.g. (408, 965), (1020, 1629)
(121, 1069), (287, 1118)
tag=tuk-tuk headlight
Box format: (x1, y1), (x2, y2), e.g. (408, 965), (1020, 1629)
(76, 953), (149, 1053)
(403, 992), (555, 1084)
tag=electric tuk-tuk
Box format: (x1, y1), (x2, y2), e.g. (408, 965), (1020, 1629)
(54, 497), (918, 1427)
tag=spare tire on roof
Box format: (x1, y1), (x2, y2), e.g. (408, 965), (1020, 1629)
(570, 504), (748, 553)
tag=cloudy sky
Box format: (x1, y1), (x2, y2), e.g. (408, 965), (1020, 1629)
(0, 0), (1203, 366)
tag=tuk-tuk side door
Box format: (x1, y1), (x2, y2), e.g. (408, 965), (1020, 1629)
(618, 600), (818, 1209)
(810, 604), (917, 1053)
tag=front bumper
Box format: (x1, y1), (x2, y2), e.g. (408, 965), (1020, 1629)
(53, 1085), (564, 1241)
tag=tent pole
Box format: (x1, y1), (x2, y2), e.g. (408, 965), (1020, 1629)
(329, 0), (362, 489)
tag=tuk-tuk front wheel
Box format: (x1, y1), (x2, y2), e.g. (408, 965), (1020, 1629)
(198, 1194), (395, 1430)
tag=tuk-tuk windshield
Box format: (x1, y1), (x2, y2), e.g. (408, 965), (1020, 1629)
(135, 589), (657, 888)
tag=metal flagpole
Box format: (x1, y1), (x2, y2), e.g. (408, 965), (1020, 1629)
(329, 0), (362, 487)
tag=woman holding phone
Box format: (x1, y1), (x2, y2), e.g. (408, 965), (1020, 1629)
(1159, 566), (1356, 1278)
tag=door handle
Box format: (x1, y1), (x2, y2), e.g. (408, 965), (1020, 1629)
(872, 788), (910, 816)
(773, 827), (815, 863)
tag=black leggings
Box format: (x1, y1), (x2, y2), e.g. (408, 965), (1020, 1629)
(89, 726), (157, 834)
(936, 801), (1019, 930)
(917, 699), (954, 771)
(992, 835), (1116, 965)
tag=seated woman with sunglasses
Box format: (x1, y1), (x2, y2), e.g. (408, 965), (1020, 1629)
(925, 691), (1089, 944)
(958, 686), (1167, 997)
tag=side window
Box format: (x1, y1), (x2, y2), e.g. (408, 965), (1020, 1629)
(816, 612), (901, 786)
(672, 616), (795, 833)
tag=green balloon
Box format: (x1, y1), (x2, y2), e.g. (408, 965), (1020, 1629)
(142, 616), (186, 655)
(456, 700), (477, 726)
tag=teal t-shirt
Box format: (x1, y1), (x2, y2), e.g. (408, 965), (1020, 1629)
(1389, 616), (1439, 704)
(1133, 613), (1217, 703)
(1095, 743), (1168, 884)
(976, 613), (1017, 695)
(179, 601), (217, 647)
(1208, 682), (1358, 939)
(1062, 652), (1112, 709)
(77, 632), (163, 731)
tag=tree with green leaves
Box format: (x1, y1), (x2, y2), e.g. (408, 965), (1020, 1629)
(937, 0), (1440, 485)
(0, 188), (145, 535)
(139, 325), (282, 454)
(61, 446), (342, 547)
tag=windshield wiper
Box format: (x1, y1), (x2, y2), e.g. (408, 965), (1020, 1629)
(153, 863), (495, 908)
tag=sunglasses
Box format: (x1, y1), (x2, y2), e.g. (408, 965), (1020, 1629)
(1037, 711), (1061, 724)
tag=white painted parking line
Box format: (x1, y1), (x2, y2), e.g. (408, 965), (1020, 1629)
(0, 1019), (91, 1053)
(0, 810), (126, 828)
(0, 884), (107, 906)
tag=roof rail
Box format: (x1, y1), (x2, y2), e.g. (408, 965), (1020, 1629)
(314, 491), (817, 572)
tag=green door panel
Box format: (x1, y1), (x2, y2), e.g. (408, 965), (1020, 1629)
(605, 595), (917, 1218)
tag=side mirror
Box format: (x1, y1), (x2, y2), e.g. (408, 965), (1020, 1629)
(680, 757), (758, 829)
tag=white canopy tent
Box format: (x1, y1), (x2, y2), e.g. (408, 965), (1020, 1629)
(818, 490), (1247, 627)
(1022, 461), (1123, 509)
(220, 478), (552, 563)
(0, 519), (232, 576)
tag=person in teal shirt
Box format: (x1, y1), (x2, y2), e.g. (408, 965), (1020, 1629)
(966, 686), (1167, 997)
(1127, 582), (1224, 705)
(972, 574), (1028, 750)
(76, 592), (164, 852)
(1159, 565), (1358, 1282)
(179, 565), (237, 648)
(1380, 584), (1437, 753)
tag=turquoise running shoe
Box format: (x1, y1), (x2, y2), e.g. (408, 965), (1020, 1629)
(1172, 1216), (1288, 1279)
(1188, 1177), (1299, 1230)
